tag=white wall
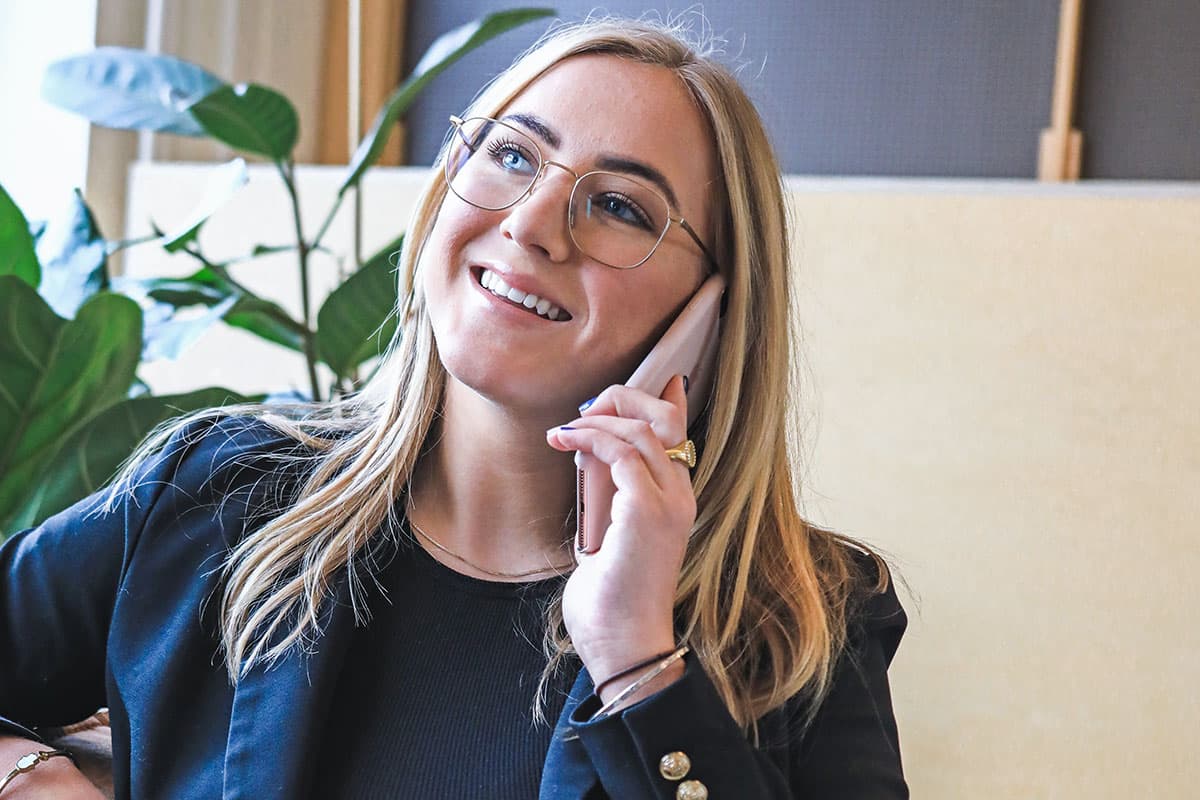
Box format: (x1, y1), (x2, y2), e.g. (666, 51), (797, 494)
(0, 0), (96, 222)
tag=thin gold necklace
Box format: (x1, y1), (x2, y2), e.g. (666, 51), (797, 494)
(404, 495), (575, 581)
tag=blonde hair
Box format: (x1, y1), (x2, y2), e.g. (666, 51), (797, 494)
(105, 15), (890, 740)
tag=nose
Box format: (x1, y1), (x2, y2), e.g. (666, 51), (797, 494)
(497, 162), (576, 263)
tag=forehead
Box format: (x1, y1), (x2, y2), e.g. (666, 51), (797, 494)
(499, 54), (718, 219)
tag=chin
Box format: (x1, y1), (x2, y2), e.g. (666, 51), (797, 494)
(439, 348), (581, 419)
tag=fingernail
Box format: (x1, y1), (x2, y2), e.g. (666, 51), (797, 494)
(578, 397), (596, 413)
(683, 374), (690, 393)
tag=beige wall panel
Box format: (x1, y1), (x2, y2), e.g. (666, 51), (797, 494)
(786, 178), (1199, 799)
(124, 166), (1200, 798)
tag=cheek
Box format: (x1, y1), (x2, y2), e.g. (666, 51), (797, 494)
(419, 202), (496, 302)
(584, 273), (693, 380)
(424, 200), (489, 256)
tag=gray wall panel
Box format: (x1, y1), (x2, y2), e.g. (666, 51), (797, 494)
(402, 2), (1197, 179)
(1077, 0), (1200, 179)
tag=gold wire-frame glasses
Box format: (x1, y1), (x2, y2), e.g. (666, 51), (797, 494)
(444, 115), (719, 271)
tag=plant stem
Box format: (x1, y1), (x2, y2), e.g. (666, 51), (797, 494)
(353, 183), (363, 270)
(106, 233), (161, 255)
(310, 187), (349, 253)
(277, 158), (322, 402)
(180, 247), (255, 297)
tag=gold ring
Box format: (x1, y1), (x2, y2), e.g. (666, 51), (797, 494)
(664, 439), (697, 469)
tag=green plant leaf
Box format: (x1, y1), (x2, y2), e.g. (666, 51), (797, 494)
(188, 83), (299, 160)
(0, 277), (142, 533)
(142, 293), (239, 360)
(41, 47), (224, 136)
(11, 387), (251, 530)
(316, 235), (403, 380)
(250, 243), (296, 257)
(222, 295), (307, 352)
(130, 267), (307, 353)
(0, 183), (40, 288)
(36, 189), (109, 318)
(28, 219), (47, 247)
(161, 158), (249, 253)
(338, 8), (555, 195)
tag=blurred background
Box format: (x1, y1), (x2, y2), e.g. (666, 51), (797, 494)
(4, 1), (1198, 225)
(1, 2), (1197, 798)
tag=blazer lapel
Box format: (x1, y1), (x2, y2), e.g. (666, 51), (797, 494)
(221, 572), (357, 800)
(539, 666), (602, 800)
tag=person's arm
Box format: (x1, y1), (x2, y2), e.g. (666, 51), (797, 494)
(0, 418), (230, 778)
(0, 481), (133, 735)
(0, 735), (105, 799)
(568, 573), (909, 799)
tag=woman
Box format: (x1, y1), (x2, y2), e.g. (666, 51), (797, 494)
(0, 16), (908, 800)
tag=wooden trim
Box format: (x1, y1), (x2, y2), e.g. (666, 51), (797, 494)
(86, 0), (149, 272)
(1038, 0), (1085, 181)
(318, 0), (409, 165)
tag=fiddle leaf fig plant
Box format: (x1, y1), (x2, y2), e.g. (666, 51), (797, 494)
(40, 47), (222, 136)
(0, 184), (39, 286)
(39, 7), (553, 398)
(0, 8), (555, 536)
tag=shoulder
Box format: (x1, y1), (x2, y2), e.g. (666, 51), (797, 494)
(159, 413), (307, 490)
(111, 413), (313, 545)
(841, 546), (907, 667)
(136, 412), (307, 490)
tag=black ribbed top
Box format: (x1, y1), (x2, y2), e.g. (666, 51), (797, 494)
(311, 523), (577, 799)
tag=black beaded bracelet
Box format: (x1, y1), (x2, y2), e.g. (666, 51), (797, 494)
(594, 647), (679, 698)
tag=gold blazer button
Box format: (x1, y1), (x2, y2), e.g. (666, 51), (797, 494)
(658, 750), (691, 781)
(676, 779), (709, 800)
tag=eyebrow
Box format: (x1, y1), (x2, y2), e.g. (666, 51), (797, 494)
(500, 112), (682, 210)
(594, 155), (680, 210)
(502, 113), (560, 148)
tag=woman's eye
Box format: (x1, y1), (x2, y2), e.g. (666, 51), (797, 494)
(597, 193), (652, 229)
(486, 140), (535, 174)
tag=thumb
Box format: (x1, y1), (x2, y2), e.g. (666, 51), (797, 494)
(661, 373), (689, 425)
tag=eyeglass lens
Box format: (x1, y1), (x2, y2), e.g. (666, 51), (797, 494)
(445, 117), (672, 268)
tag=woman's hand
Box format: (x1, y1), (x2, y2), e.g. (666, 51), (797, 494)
(545, 374), (694, 702)
(0, 737), (106, 799)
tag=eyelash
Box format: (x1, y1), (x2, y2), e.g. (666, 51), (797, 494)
(485, 138), (534, 164)
(598, 192), (653, 229)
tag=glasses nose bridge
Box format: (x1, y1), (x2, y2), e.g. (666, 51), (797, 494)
(530, 158), (580, 192)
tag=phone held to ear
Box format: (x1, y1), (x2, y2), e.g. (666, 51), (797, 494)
(575, 273), (726, 554)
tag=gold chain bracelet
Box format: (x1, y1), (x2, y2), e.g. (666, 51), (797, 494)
(590, 645), (690, 722)
(0, 749), (76, 794)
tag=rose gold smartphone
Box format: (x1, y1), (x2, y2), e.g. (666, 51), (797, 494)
(575, 273), (726, 554)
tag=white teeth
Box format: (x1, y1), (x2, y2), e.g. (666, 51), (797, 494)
(478, 268), (567, 321)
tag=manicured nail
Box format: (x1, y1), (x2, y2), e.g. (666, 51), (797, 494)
(683, 374), (690, 393)
(578, 397), (596, 413)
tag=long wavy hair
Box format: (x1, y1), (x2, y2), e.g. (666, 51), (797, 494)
(104, 15), (889, 740)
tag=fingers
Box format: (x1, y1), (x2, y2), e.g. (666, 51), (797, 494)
(577, 375), (689, 447)
(545, 424), (696, 545)
(547, 414), (688, 492)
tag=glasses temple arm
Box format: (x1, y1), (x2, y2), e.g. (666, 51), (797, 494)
(676, 217), (719, 271)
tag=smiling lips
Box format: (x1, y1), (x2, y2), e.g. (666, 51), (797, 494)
(478, 268), (571, 321)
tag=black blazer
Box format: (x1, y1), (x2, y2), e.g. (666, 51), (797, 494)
(0, 416), (909, 799)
